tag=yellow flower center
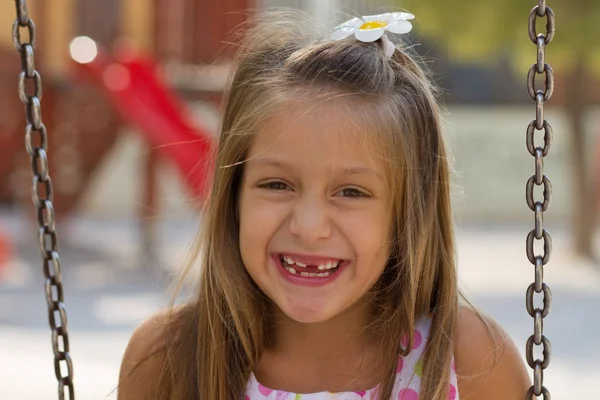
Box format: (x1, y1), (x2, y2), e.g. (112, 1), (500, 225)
(359, 20), (388, 30)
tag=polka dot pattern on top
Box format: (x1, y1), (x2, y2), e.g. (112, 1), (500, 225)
(245, 318), (459, 399)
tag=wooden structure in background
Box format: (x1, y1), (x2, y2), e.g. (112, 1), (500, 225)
(0, 0), (252, 215)
(154, 0), (252, 63)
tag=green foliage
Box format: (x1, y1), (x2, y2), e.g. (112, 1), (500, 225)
(382, 0), (600, 74)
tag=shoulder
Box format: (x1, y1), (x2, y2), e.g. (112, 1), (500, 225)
(454, 306), (531, 400)
(118, 308), (182, 399)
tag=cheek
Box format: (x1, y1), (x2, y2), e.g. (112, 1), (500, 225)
(341, 208), (391, 258)
(335, 212), (391, 286)
(239, 192), (262, 266)
(238, 188), (285, 266)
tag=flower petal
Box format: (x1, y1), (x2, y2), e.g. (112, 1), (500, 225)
(355, 27), (385, 42)
(362, 13), (392, 23)
(385, 20), (413, 34)
(381, 34), (395, 58)
(331, 26), (357, 40)
(390, 12), (415, 21)
(337, 17), (364, 29)
(331, 17), (363, 40)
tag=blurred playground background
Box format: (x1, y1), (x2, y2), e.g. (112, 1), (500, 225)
(0, 0), (599, 399)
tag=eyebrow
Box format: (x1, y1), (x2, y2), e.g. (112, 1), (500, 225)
(247, 157), (384, 180)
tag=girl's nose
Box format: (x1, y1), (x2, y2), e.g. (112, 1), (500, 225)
(289, 195), (332, 245)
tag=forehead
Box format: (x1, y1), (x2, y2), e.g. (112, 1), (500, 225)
(247, 99), (389, 169)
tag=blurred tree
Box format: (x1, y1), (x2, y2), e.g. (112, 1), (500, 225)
(391, 0), (600, 260)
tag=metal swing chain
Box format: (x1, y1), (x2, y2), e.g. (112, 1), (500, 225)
(525, 1), (554, 399)
(11, 0), (75, 399)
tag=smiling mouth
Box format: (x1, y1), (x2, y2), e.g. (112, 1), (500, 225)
(278, 254), (343, 278)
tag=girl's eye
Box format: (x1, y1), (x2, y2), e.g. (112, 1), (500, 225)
(258, 181), (289, 191)
(338, 187), (369, 198)
(257, 182), (368, 198)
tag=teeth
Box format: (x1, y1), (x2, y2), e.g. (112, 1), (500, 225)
(283, 256), (340, 270)
(283, 255), (294, 265)
(318, 261), (340, 270)
(281, 255), (342, 276)
(282, 255), (308, 268)
(285, 267), (332, 278)
(297, 272), (322, 278)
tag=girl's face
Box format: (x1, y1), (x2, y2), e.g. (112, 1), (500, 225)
(238, 104), (392, 324)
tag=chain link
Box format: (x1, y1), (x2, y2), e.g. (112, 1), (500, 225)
(12, 1), (75, 398)
(525, 1), (554, 398)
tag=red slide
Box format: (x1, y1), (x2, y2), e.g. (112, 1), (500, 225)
(70, 38), (215, 201)
(0, 228), (11, 276)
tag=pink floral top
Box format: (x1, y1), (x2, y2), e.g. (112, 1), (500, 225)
(245, 318), (459, 399)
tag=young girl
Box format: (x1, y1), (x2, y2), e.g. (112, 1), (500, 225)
(118, 10), (530, 400)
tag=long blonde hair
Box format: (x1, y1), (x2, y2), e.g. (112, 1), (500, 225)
(154, 10), (458, 400)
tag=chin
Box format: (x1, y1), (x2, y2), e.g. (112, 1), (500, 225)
(277, 298), (338, 324)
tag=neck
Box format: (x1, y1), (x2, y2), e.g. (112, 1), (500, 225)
(269, 297), (374, 368)
(255, 298), (390, 393)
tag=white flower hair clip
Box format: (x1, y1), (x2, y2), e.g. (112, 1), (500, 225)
(330, 12), (415, 58)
